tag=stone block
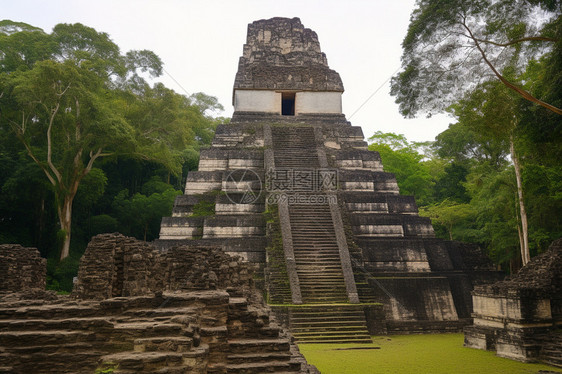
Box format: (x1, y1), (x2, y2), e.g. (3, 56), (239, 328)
(185, 171), (224, 194)
(0, 244), (46, 294)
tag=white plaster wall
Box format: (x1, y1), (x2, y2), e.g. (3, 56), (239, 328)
(234, 90), (281, 113)
(295, 91), (342, 114)
(234, 90), (342, 114)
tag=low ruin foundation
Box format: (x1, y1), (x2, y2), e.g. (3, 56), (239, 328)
(464, 238), (562, 367)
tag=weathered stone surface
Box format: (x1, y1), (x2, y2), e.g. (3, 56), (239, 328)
(156, 16), (503, 338)
(464, 238), (562, 366)
(0, 244), (47, 296)
(72, 233), (255, 300)
(234, 17), (343, 92)
(0, 234), (317, 373)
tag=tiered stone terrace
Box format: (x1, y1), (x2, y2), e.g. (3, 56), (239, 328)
(157, 17), (502, 341)
(0, 235), (318, 373)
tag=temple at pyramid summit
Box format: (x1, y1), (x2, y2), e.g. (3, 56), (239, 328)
(156, 17), (502, 342)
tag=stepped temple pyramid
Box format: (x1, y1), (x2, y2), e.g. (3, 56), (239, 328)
(157, 17), (501, 342)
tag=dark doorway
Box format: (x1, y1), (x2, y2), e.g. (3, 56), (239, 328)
(282, 92), (295, 116)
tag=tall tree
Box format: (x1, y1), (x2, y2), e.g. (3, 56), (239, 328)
(450, 80), (532, 264)
(391, 0), (562, 117)
(0, 22), (200, 259)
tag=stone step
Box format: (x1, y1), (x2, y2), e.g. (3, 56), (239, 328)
(0, 330), (98, 347)
(227, 352), (292, 364)
(291, 320), (367, 328)
(291, 312), (366, 319)
(0, 351), (103, 373)
(295, 269), (345, 274)
(293, 251), (340, 255)
(293, 244), (338, 248)
(122, 307), (199, 318)
(295, 254), (341, 258)
(299, 289), (347, 293)
(112, 322), (187, 339)
(291, 307), (367, 314)
(0, 317), (113, 331)
(228, 339), (290, 354)
(300, 299), (349, 304)
(292, 325), (370, 333)
(292, 238), (336, 243)
(100, 351), (185, 372)
(293, 329), (370, 336)
(294, 257), (340, 261)
(226, 360), (301, 373)
(295, 337), (373, 344)
(299, 287), (347, 293)
(290, 219), (334, 223)
(134, 336), (193, 353)
(298, 275), (345, 279)
(297, 267), (343, 274)
(0, 304), (101, 320)
(298, 278), (346, 283)
(1, 342), (104, 355)
(298, 285), (347, 290)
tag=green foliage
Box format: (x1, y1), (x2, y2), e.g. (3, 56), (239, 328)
(420, 199), (476, 241)
(95, 363), (117, 374)
(0, 20), (222, 262)
(368, 131), (438, 205)
(111, 177), (181, 241)
(89, 215), (119, 236)
(46, 255), (80, 292)
(391, 0), (561, 116)
(191, 193), (217, 217)
(433, 163), (471, 203)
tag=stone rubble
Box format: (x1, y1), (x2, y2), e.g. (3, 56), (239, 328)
(0, 233), (318, 373)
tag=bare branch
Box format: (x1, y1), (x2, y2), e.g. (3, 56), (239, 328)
(462, 21), (562, 115)
(57, 82), (72, 97)
(81, 148), (113, 177)
(10, 115), (57, 186)
(475, 36), (557, 47)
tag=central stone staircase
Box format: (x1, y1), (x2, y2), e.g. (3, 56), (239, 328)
(271, 125), (372, 344)
(289, 305), (372, 344)
(272, 126), (319, 169)
(290, 203), (347, 304)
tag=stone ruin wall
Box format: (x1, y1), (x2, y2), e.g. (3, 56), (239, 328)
(0, 244), (46, 295)
(72, 233), (254, 300)
(465, 238), (562, 366)
(0, 234), (318, 373)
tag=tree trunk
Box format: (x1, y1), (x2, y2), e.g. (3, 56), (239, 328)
(510, 135), (530, 266)
(58, 194), (75, 260)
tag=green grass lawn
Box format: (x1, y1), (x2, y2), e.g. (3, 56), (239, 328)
(298, 334), (562, 374)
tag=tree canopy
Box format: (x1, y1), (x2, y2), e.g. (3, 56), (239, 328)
(0, 21), (223, 260)
(391, 0), (562, 116)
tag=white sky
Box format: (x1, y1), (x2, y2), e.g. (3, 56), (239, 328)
(3, 0), (455, 142)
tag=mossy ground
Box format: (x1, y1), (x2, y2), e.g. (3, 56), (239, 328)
(298, 333), (562, 374)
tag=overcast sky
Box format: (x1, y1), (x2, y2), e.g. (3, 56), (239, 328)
(3, 0), (455, 142)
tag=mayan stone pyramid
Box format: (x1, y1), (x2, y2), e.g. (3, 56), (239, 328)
(157, 17), (501, 341)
